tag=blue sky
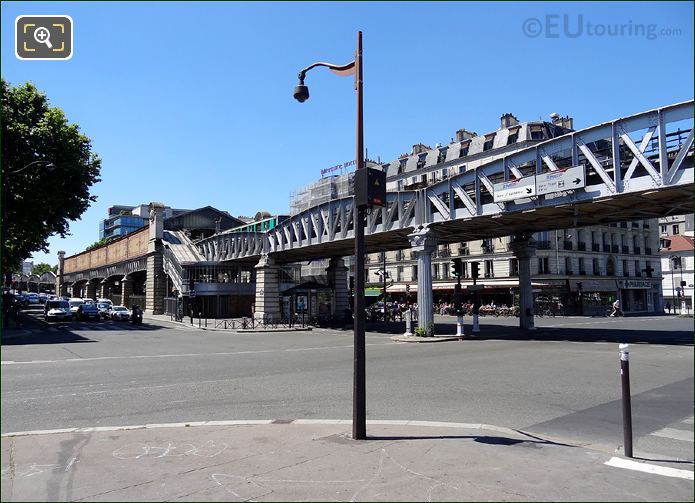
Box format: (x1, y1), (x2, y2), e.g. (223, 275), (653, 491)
(2, 1), (693, 266)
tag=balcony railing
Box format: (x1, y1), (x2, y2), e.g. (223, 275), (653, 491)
(635, 271), (642, 277)
(536, 241), (551, 250)
(622, 246), (629, 254)
(578, 242), (587, 251)
(481, 245), (495, 254)
(634, 247), (641, 255)
(579, 270), (587, 275)
(612, 245), (619, 253)
(592, 243), (600, 252)
(603, 244), (611, 252)
(458, 247), (470, 256)
(563, 240), (573, 251)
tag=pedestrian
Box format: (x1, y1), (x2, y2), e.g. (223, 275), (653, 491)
(665, 302), (671, 314)
(610, 299), (622, 317)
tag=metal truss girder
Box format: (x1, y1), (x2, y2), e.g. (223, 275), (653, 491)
(620, 130), (661, 185)
(427, 189), (450, 220)
(624, 128), (656, 181)
(577, 142), (616, 192)
(667, 128), (694, 183)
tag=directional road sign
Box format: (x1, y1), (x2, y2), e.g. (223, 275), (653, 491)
(493, 175), (536, 203)
(536, 165), (586, 196)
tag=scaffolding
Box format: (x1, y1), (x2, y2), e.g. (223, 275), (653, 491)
(289, 173), (354, 216)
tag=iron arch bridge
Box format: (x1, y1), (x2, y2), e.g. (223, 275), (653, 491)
(198, 101), (693, 264)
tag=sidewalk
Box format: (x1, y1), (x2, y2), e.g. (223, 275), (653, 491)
(1, 420), (691, 501)
(142, 313), (314, 332)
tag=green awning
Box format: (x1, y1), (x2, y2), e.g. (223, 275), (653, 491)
(365, 288), (382, 297)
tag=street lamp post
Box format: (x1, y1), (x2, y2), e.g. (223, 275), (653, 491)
(294, 31), (367, 440)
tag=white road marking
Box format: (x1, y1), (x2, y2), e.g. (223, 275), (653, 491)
(650, 427), (694, 443)
(0, 342), (398, 365)
(604, 457), (694, 480)
(683, 417), (694, 425)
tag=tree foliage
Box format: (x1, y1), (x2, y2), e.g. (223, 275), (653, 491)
(85, 237), (112, 251)
(31, 262), (57, 276)
(1, 78), (101, 273)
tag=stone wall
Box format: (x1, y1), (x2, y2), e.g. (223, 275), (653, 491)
(63, 227), (149, 274)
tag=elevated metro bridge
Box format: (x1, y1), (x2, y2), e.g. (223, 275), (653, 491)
(198, 101), (693, 265)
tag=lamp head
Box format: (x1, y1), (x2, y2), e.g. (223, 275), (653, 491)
(293, 83), (309, 103)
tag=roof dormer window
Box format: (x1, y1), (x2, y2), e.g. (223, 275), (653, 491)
(483, 133), (496, 152)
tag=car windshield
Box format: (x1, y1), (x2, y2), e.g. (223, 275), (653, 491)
(97, 303), (110, 309)
(48, 301), (70, 309)
(113, 307), (128, 312)
(69, 300), (83, 307)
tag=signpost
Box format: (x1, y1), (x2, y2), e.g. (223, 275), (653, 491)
(536, 166), (586, 196)
(493, 166), (586, 203)
(493, 175), (536, 203)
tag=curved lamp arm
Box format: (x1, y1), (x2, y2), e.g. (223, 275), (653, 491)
(298, 60), (356, 82)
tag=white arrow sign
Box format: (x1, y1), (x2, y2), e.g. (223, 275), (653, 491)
(536, 165), (586, 196)
(493, 175), (536, 203)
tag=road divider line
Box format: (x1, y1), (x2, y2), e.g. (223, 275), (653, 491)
(0, 342), (398, 365)
(604, 457), (694, 480)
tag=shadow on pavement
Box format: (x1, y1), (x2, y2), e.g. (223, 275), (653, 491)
(366, 434), (576, 448)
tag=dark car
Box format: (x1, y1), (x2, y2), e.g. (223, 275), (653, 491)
(77, 303), (101, 321)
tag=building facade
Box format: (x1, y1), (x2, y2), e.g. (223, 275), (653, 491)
(99, 204), (192, 239)
(660, 234), (694, 314)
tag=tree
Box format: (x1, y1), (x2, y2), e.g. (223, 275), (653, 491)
(1, 79), (101, 280)
(31, 263), (56, 276)
(85, 237), (112, 251)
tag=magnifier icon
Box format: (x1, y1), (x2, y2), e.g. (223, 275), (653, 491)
(34, 26), (53, 49)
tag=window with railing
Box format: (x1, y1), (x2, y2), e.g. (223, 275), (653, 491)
(536, 240), (551, 250)
(634, 260), (642, 277)
(484, 260), (494, 278)
(459, 142), (470, 158)
(412, 265), (418, 281)
(483, 135), (495, 152)
(622, 246), (629, 254)
(538, 257), (550, 274)
(592, 258), (601, 275)
(577, 242), (586, 251)
(579, 258), (586, 275)
(459, 242), (470, 255)
(563, 240), (573, 251)
(645, 247), (652, 255)
(481, 238), (494, 253)
(565, 257), (573, 275)
(509, 258), (519, 277)
(437, 148), (448, 164)
(416, 154), (427, 170)
(507, 128), (520, 145)
(623, 260), (629, 277)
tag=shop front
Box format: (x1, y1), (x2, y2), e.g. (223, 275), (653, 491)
(616, 279), (661, 313)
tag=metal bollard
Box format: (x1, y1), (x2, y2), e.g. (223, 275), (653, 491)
(456, 315), (465, 337)
(404, 309), (413, 336)
(472, 312), (480, 333)
(619, 343), (633, 458)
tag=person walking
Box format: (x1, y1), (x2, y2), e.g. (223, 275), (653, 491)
(665, 301), (671, 314)
(610, 299), (623, 317)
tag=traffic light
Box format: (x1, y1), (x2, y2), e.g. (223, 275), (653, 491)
(354, 167), (387, 208)
(681, 280), (687, 287)
(450, 258), (462, 277)
(405, 284), (410, 293)
(471, 261), (480, 280)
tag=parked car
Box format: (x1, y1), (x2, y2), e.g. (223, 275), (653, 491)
(26, 293), (40, 304)
(97, 298), (113, 306)
(96, 302), (113, 319)
(110, 305), (131, 321)
(38, 293), (48, 304)
(44, 300), (72, 322)
(13, 293), (29, 307)
(68, 298), (84, 319)
(77, 303), (101, 321)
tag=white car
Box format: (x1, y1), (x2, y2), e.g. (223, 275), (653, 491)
(44, 300), (72, 322)
(97, 298), (113, 306)
(111, 305), (131, 321)
(68, 298), (84, 318)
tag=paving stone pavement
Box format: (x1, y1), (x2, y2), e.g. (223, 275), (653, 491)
(1, 420), (692, 501)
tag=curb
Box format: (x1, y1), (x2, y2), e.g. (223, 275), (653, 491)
(1, 419), (525, 439)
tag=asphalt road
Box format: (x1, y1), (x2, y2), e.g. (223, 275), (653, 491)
(2, 313), (693, 462)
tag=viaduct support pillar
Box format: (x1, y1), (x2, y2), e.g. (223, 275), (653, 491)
(408, 226), (438, 335)
(327, 257), (350, 322)
(122, 276), (133, 308)
(86, 280), (98, 301)
(99, 279), (108, 299)
(145, 202), (166, 315)
(510, 235), (537, 330)
(254, 253), (281, 322)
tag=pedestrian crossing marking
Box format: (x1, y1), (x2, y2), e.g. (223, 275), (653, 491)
(605, 457), (694, 480)
(650, 427), (694, 443)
